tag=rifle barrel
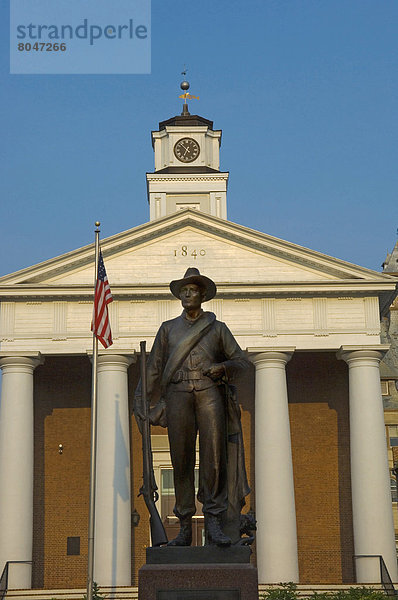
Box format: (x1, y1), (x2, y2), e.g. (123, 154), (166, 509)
(139, 340), (168, 547)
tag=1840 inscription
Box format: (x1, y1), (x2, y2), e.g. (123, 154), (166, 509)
(174, 246), (206, 259)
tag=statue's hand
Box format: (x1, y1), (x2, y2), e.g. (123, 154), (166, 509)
(203, 363), (225, 381)
(149, 399), (168, 428)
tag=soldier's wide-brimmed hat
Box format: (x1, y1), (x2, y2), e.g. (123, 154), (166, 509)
(170, 267), (217, 302)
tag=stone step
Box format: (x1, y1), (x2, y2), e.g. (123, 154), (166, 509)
(5, 587), (139, 600)
(5, 582), (390, 600)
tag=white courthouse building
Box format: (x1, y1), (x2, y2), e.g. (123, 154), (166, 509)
(0, 103), (397, 591)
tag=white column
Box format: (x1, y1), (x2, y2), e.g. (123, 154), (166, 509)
(338, 345), (398, 583)
(249, 348), (299, 584)
(0, 354), (42, 590)
(94, 353), (134, 586)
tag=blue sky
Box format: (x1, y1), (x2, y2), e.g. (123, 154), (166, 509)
(1, 0), (397, 277)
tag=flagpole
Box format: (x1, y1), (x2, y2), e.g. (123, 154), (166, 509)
(87, 221), (101, 600)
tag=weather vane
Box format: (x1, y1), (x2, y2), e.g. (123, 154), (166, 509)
(179, 67), (199, 115)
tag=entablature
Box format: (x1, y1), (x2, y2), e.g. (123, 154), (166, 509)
(0, 279), (395, 307)
(0, 293), (385, 354)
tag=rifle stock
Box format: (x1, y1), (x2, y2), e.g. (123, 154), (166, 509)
(138, 341), (168, 547)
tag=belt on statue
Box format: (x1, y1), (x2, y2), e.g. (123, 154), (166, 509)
(172, 370), (206, 382)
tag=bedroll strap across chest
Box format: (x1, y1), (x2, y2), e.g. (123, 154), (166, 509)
(160, 312), (216, 394)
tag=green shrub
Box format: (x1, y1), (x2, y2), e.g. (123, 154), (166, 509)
(261, 582), (300, 600)
(333, 588), (389, 600)
(260, 583), (390, 600)
(83, 582), (107, 600)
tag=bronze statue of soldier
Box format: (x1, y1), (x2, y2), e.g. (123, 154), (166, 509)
(135, 267), (250, 547)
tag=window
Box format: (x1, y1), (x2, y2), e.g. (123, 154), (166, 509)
(388, 425), (398, 447)
(381, 381), (390, 396)
(391, 477), (398, 503)
(160, 468), (176, 519)
(160, 467), (204, 546)
(160, 468), (203, 518)
(67, 537), (80, 556)
(152, 435), (204, 546)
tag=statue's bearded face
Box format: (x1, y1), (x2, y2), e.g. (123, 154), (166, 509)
(179, 283), (205, 311)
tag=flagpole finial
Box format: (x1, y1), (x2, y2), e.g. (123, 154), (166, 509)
(95, 221), (100, 227)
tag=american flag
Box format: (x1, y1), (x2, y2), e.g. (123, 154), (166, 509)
(91, 250), (113, 348)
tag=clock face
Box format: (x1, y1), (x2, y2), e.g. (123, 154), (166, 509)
(173, 137), (200, 163)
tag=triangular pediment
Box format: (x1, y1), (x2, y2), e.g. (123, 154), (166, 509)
(0, 210), (394, 290)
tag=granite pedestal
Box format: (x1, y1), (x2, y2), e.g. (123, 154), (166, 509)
(138, 547), (258, 600)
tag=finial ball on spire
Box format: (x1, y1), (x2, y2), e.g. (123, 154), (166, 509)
(180, 80), (190, 91)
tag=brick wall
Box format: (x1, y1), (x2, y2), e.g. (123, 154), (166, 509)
(33, 356), (91, 589)
(287, 352), (354, 583)
(32, 352), (353, 588)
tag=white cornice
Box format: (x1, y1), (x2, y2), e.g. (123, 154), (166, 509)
(152, 127), (221, 135)
(0, 351), (43, 359)
(0, 279), (396, 299)
(146, 173), (229, 182)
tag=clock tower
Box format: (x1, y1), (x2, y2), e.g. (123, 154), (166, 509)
(146, 79), (229, 221)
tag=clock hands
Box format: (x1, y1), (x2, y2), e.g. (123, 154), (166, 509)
(174, 138), (200, 163)
(177, 142), (193, 157)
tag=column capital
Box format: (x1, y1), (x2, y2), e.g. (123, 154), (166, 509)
(0, 352), (43, 374)
(247, 347), (295, 368)
(87, 350), (136, 368)
(337, 345), (390, 365)
(96, 353), (135, 374)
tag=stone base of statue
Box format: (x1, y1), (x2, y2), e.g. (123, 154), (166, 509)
(138, 546), (258, 600)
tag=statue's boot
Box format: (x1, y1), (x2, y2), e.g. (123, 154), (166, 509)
(205, 514), (231, 546)
(167, 517), (192, 546)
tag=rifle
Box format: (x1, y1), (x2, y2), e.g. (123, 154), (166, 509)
(138, 340), (168, 547)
